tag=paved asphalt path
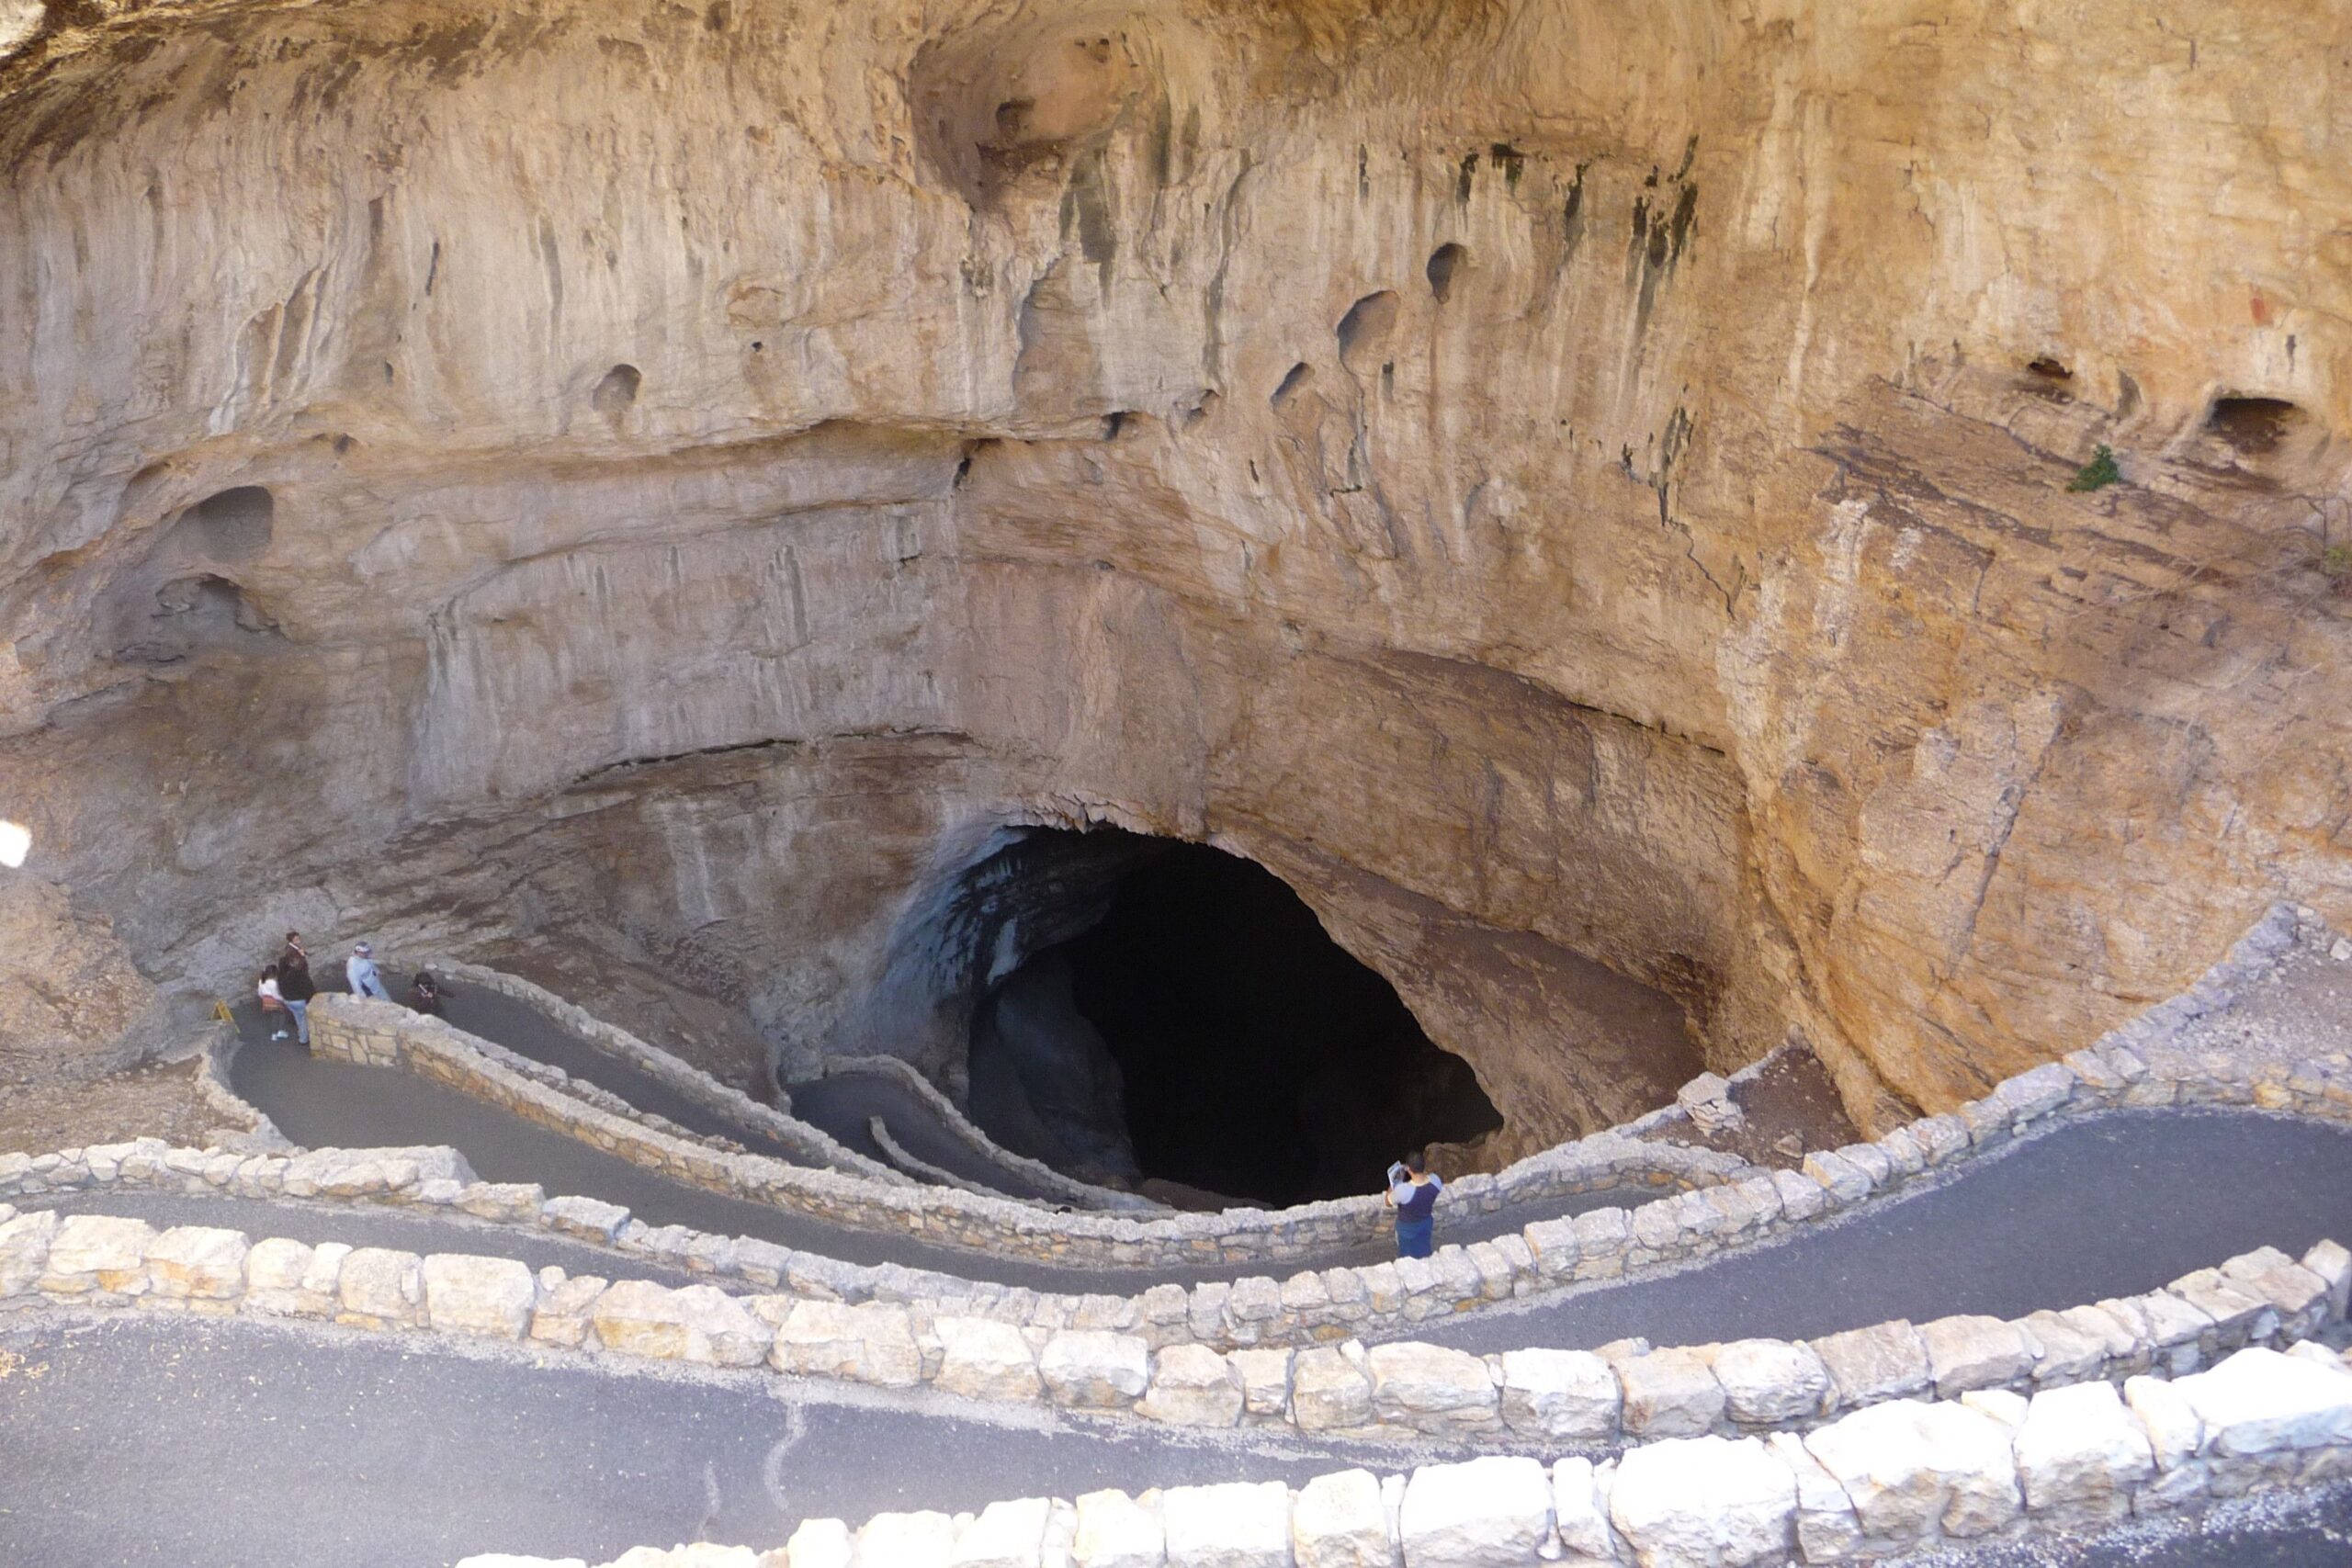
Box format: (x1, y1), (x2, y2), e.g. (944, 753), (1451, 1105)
(227, 1006), (1630, 1287)
(1418, 1108), (2352, 1352)
(0, 1313), (1404, 1568)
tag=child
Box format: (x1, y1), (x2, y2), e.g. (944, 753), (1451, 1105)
(257, 964), (289, 1041)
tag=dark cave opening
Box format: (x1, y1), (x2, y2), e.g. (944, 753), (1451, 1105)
(967, 829), (1501, 1207)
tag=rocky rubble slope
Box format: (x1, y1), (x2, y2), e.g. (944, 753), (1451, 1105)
(0, 0), (2346, 1155)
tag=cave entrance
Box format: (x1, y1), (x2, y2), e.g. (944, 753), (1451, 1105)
(967, 829), (1500, 1207)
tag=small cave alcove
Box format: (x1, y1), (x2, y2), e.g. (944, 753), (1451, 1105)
(966, 828), (1500, 1207)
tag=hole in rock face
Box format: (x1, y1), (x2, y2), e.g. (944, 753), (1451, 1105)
(2206, 395), (2301, 455)
(182, 485), (275, 560)
(592, 363), (642, 423)
(1426, 243), (1466, 303)
(1336, 290), (1398, 374)
(1271, 361), (1313, 409)
(967, 829), (1500, 1206)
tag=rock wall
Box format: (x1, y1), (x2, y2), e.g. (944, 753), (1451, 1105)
(0, 0), (2347, 1145)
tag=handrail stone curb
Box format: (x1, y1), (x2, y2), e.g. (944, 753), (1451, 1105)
(421, 959), (907, 1187)
(16, 1037), (2352, 1357)
(19, 902), (2346, 1358)
(1, 1190), (2341, 1457)
(304, 994), (1743, 1278)
(817, 1051), (1163, 1213)
(452, 1337), (2352, 1568)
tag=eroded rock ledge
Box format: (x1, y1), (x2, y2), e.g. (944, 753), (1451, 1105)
(2, 0), (2347, 1157)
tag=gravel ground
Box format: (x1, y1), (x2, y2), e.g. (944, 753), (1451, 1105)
(0, 1057), (223, 1158)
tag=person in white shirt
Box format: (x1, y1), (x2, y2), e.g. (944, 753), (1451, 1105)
(346, 942), (390, 1000)
(256, 964), (289, 1041)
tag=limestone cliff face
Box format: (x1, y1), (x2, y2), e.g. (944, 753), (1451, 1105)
(0, 0), (2346, 1148)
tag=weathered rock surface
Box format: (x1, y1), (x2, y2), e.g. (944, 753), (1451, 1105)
(2, 0), (2348, 1147)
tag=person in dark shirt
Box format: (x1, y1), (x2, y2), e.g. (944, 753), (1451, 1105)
(277, 931), (316, 1046)
(410, 970), (447, 1017)
(1384, 1150), (1445, 1259)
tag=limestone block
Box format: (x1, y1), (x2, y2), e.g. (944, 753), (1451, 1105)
(1229, 1348), (1294, 1417)
(144, 1225), (250, 1301)
(1291, 1469), (1392, 1568)
(770, 1300), (922, 1388)
(2173, 1346), (2352, 1456)
(593, 1279), (693, 1359)
(1764, 1432), (1860, 1564)
(2013, 1382), (2153, 1528)
(2165, 1270), (2277, 1348)
(1160, 1481), (1291, 1568)
(1136, 1343), (1242, 1427)
(1807, 1320), (1928, 1404)
(1040, 1330), (1150, 1407)
(2016, 1312), (2109, 1384)
(1802, 1399), (2019, 1548)
(1399, 1456), (1553, 1568)
(1500, 1348), (1621, 1441)
(40, 1214), (157, 1295)
(531, 1272), (609, 1348)
(1074, 1489), (1162, 1568)
(1712, 1339), (1831, 1426)
(933, 1314), (1044, 1404)
(543, 1195), (630, 1243)
(1227, 1276), (1282, 1323)
(423, 1254), (538, 1339)
(1921, 1315), (2036, 1396)
(2116, 1291), (2215, 1372)
(672, 1284), (773, 1367)
(458, 1181), (548, 1224)
(0, 1210), (61, 1296)
(2220, 1247), (2330, 1330)
(852, 1510), (955, 1568)
(1612, 1347), (1725, 1438)
(1550, 1458), (1616, 1566)
(1609, 1436), (1794, 1567)
(1991, 1063), (2075, 1122)
(1291, 1346), (1373, 1431)
(2123, 1374), (2205, 1472)
(1571, 1210), (1632, 1274)
(1522, 1216), (1580, 1280)
(2054, 1305), (2139, 1370)
(1366, 1341), (1499, 1435)
(1767, 1170), (1826, 1224)
(1799, 1152), (1871, 1206)
(786, 1518), (854, 1568)
(243, 1236), (318, 1315)
(952, 1496), (1054, 1568)
(337, 1247), (424, 1328)
(2303, 1239), (2352, 1322)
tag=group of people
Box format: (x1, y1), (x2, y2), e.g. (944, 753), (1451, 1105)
(255, 931), (447, 1043)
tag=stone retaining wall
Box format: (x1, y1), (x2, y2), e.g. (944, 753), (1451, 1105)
(26, 1027), (2352, 1357)
(454, 1339), (2352, 1568)
(1, 1186), (2341, 1459)
(818, 1051), (1159, 1213)
(22, 903), (2351, 1358)
(306, 993), (1741, 1280)
(415, 959), (909, 1187)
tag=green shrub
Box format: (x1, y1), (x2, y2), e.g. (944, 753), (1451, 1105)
(2067, 444), (2121, 492)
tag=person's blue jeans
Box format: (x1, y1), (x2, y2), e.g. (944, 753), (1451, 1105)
(1396, 1217), (1434, 1259)
(284, 998), (309, 1046)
